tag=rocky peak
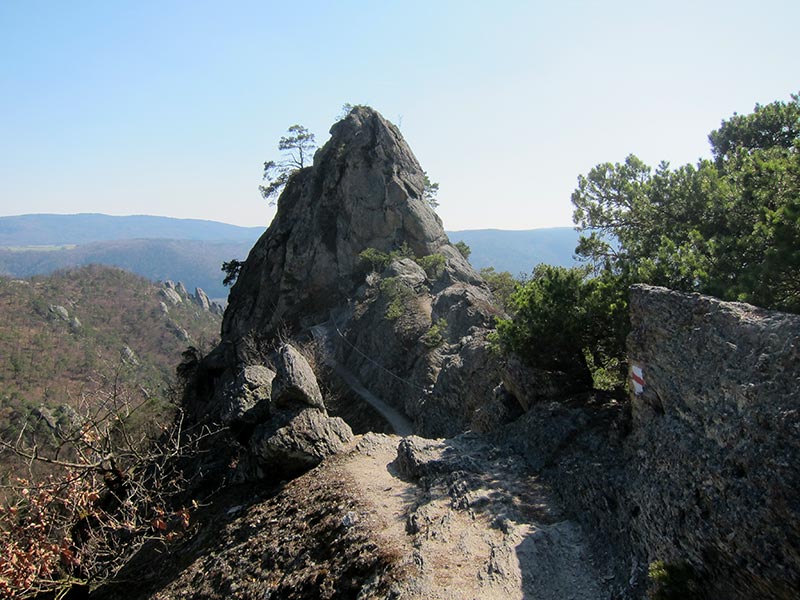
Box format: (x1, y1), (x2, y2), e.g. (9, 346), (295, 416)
(193, 105), (504, 443)
(222, 106), (480, 344)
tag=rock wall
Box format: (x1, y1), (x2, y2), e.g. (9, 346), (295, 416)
(625, 284), (800, 598)
(498, 285), (800, 598)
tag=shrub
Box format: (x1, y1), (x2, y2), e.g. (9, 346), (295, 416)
(421, 318), (448, 348)
(379, 277), (413, 320)
(0, 385), (213, 598)
(647, 560), (702, 599)
(358, 248), (391, 273)
(495, 264), (628, 388)
(454, 241), (471, 260)
(415, 254), (446, 279)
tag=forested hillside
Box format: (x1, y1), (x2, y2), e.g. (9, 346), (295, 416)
(0, 239), (253, 300)
(0, 214), (263, 246)
(0, 265), (221, 460)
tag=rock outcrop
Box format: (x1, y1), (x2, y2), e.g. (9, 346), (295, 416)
(204, 106), (504, 437)
(192, 342), (352, 482)
(497, 285), (800, 599)
(193, 286), (211, 311)
(624, 284), (800, 599)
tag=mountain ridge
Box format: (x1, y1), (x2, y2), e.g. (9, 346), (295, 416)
(0, 214), (580, 284)
(0, 213), (264, 246)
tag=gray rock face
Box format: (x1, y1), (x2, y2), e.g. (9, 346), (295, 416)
(193, 287), (211, 311)
(624, 284), (800, 599)
(500, 353), (588, 411)
(394, 436), (447, 479)
(249, 408), (353, 478)
(215, 365), (276, 425)
(271, 344), (325, 411)
(159, 288), (182, 305)
(187, 341), (352, 484)
(121, 345), (139, 366)
(166, 319), (190, 342)
(499, 286), (800, 599)
(48, 304), (69, 320)
(206, 106), (504, 437)
(222, 106), (484, 346)
(176, 282), (189, 298)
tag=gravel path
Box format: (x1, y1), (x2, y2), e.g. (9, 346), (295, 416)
(310, 323), (414, 436)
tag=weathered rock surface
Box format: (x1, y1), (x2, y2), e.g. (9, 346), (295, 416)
(497, 285), (800, 599)
(203, 106), (505, 437)
(222, 107), (475, 341)
(214, 364), (275, 425)
(271, 343), (325, 411)
(193, 286), (211, 311)
(625, 284), (800, 599)
(185, 341), (353, 487)
(158, 287), (182, 305)
(48, 304), (69, 320)
(248, 408), (353, 478)
(500, 352), (590, 411)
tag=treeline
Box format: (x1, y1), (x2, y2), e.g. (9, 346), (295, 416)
(493, 92), (800, 389)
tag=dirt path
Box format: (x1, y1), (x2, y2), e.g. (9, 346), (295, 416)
(96, 432), (611, 600)
(310, 323), (414, 436)
(347, 433), (610, 600)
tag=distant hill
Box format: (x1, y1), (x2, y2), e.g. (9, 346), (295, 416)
(0, 213), (263, 246)
(0, 265), (221, 463)
(0, 215), (582, 295)
(0, 239), (254, 300)
(446, 227), (581, 276)
(0, 214), (266, 299)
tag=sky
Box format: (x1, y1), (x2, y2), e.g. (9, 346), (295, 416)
(1, 1), (798, 231)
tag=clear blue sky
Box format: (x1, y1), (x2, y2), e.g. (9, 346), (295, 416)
(1, 1), (797, 231)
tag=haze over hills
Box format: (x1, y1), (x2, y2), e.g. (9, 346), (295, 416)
(0, 213), (264, 246)
(0, 214), (580, 298)
(448, 227), (580, 275)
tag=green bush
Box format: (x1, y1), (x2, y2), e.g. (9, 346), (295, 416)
(415, 253), (446, 279)
(421, 318), (448, 348)
(648, 560), (702, 599)
(359, 244), (415, 274)
(454, 240), (471, 260)
(495, 264), (628, 388)
(479, 267), (520, 312)
(359, 248), (391, 272)
(379, 277), (413, 320)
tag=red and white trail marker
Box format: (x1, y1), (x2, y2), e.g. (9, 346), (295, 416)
(631, 363), (645, 395)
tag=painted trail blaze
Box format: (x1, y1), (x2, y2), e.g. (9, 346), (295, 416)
(631, 363), (645, 395)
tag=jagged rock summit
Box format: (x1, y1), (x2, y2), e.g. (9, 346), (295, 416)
(223, 106), (483, 343)
(206, 106), (504, 436)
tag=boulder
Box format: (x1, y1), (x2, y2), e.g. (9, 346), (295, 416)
(48, 304), (69, 320)
(271, 344), (325, 411)
(394, 436), (446, 479)
(249, 408), (353, 477)
(499, 353), (590, 411)
(215, 365), (276, 425)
